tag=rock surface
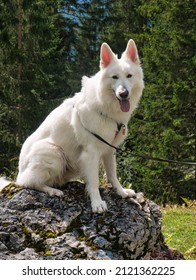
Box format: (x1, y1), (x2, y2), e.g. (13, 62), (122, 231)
(0, 182), (183, 259)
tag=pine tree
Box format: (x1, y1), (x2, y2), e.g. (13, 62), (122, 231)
(0, 0), (68, 174)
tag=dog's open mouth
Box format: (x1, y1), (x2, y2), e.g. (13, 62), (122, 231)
(119, 99), (130, 112)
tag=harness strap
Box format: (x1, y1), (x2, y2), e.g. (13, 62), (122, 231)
(91, 132), (120, 151)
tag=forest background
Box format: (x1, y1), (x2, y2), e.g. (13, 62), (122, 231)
(0, 0), (195, 205)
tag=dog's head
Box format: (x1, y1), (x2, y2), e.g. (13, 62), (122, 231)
(99, 39), (144, 113)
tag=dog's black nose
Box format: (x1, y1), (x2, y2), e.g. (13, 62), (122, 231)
(119, 89), (129, 99)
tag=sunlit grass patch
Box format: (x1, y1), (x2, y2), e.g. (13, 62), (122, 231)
(162, 204), (196, 260)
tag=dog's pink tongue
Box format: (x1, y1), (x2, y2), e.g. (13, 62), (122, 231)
(119, 100), (130, 112)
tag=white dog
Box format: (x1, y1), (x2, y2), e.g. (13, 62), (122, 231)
(0, 39), (144, 213)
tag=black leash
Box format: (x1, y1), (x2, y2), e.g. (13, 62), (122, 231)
(91, 132), (196, 166)
(91, 132), (119, 150)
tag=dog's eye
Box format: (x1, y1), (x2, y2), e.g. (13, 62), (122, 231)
(127, 74), (132, 78)
(112, 75), (118, 80)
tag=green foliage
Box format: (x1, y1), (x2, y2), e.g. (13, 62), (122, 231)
(117, 0), (195, 204)
(0, 0), (195, 203)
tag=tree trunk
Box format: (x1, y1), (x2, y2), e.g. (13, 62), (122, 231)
(17, 0), (23, 145)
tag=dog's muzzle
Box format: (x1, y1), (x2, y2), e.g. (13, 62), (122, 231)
(116, 87), (130, 112)
(118, 88), (129, 100)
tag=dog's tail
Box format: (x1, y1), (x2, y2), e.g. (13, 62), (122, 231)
(0, 177), (12, 191)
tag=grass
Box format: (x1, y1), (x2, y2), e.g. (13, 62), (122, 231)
(161, 203), (196, 260)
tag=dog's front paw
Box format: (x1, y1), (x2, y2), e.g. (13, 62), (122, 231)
(117, 187), (136, 198)
(91, 199), (108, 213)
(121, 189), (145, 204)
(48, 188), (64, 198)
(136, 192), (145, 203)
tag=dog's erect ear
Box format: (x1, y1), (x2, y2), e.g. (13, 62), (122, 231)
(123, 39), (139, 64)
(100, 43), (114, 69)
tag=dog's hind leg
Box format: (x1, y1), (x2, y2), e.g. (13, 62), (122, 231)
(16, 140), (66, 197)
(16, 165), (64, 197)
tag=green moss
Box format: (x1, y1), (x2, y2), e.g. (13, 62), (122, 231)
(34, 240), (46, 254)
(21, 226), (47, 254)
(78, 236), (88, 242)
(45, 231), (58, 238)
(1, 183), (22, 198)
(22, 225), (32, 236)
(77, 235), (98, 251)
(44, 250), (52, 256)
(33, 229), (58, 239)
(74, 253), (82, 258)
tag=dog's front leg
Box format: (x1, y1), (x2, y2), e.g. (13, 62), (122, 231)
(80, 146), (107, 213)
(103, 149), (136, 198)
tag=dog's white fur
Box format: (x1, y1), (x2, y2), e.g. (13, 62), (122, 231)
(0, 40), (144, 213)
